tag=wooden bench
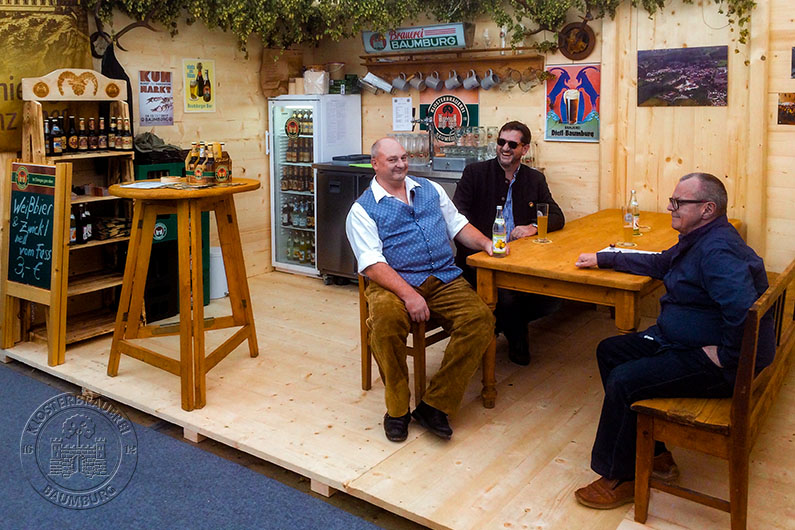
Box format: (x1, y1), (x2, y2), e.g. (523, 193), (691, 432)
(632, 259), (795, 529)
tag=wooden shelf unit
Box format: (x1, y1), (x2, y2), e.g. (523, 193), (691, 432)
(18, 68), (134, 353)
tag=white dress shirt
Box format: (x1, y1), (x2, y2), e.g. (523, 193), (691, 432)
(346, 176), (468, 274)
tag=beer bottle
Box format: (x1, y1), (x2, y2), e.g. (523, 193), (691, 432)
(81, 205), (92, 242)
(306, 138), (313, 163)
(215, 142), (231, 184)
(44, 118), (52, 156)
(75, 203), (85, 244)
(202, 69), (211, 102)
(123, 118), (133, 150)
(108, 117), (117, 150)
(308, 167), (314, 193)
(59, 116), (67, 153)
(492, 205), (507, 256)
(98, 117), (107, 150)
(67, 115), (78, 152)
(629, 190), (640, 236)
(204, 147), (215, 182)
(51, 118), (63, 155)
(69, 208), (77, 244)
(88, 117), (98, 150)
(78, 117), (88, 151)
(191, 143), (206, 184)
(186, 142), (199, 172)
(306, 110), (313, 135)
(196, 67), (204, 95)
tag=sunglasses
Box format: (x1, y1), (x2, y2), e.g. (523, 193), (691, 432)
(496, 138), (523, 149)
(668, 197), (709, 211)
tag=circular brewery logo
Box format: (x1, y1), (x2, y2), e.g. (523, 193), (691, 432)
(426, 95), (470, 143)
(153, 221), (167, 241)
(369, 33), (387, 51)
(20, 393), (138, 509)
(16, 166), (29, 190)
(284, 117), (300, 138)
(215, 166), (228, 183)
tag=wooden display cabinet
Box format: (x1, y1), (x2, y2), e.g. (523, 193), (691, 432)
(19, 69), (134, 354)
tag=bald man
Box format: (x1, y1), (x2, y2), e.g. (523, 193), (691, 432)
(346, 137), (495, 442)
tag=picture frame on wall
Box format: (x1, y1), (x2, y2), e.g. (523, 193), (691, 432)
(183, 59), (216, 113)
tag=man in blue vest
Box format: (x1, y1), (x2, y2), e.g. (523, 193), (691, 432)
(346, 137), (496, 442)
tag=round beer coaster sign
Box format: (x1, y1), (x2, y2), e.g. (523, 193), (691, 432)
(284, 117), (301, 138)
(20, 393), (138, 509)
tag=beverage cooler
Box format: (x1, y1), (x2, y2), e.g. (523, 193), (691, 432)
(267, 94), (362, 275)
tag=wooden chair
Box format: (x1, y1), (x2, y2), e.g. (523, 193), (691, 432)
(632, 259), (795, 529)
(359, 275), (450, 406)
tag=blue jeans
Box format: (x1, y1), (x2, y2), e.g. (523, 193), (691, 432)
(590, 333), (733, 480)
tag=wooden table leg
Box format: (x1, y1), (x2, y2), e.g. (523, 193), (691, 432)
(215, 197), (258, 357)
(176, 200), (195, 411)
(477, 269), (498, 408)
(109, 201), (146, 377)
(190, 200), (206, 409)
(122, 204), (158, 340)
(614, 290), (641, 334)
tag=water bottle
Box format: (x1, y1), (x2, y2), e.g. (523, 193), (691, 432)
(492, 205), (507, 257)
(629, 190), (640, 236)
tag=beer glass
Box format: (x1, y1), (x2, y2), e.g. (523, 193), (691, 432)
(564, 89), (580, 124)
(189, 78), (199, 100)
(618, 206), (637, 247)
(534, 203), (551, 244)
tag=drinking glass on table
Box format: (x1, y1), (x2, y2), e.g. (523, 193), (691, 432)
(534, 203), (551, 244)
(617, 206), (637, 247)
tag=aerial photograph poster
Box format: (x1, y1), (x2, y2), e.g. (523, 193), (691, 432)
(637, 46), (728, 107)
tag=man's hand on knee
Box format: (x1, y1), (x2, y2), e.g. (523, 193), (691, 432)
(403, 291), (430, 322)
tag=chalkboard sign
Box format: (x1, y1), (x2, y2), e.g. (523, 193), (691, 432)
(8, 163), (57, 289)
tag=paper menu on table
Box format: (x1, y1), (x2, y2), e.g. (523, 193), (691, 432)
(599, 246), (661, 255)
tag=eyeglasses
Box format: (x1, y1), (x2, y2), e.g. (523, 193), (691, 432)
(496, 138), (523, 150)
(668, 197), (708, 211)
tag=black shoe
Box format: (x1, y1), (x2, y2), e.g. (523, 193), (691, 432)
(383, 412), (411, 442)
(411, 401), (453, 440)
(507, 336), (530, 366)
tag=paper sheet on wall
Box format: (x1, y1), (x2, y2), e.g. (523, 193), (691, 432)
(392, 97), (413, 131)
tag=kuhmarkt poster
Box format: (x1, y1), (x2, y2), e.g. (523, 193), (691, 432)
(0, 1), (92, 151)
(183, 59), (215, 113)
(139, 70), (173, 126)
(545, 64), (600, 143)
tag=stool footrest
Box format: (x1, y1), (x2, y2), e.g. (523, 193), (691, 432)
(117, 341), (181, 376)
(206, 326), (250, 372)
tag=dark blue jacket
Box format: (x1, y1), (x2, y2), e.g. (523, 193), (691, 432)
(597, 216), (773, 379)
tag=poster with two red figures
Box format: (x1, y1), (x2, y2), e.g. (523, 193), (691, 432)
(545, 64), (600, 143)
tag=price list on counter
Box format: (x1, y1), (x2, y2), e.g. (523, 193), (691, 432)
(8, 163), (56, 289)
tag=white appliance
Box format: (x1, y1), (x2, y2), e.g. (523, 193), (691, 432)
(267, 94), (362, 276)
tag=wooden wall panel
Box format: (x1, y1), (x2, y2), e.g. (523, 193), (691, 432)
(100, 13), (271, 276)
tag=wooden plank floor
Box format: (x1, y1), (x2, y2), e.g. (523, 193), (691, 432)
(4, 271), (793, 529)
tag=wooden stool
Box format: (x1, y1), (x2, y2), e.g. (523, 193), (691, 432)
(107, 179), (260, 411)
(359, 275), (449, 406)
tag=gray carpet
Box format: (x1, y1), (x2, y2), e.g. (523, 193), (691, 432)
(0, 362), (380, 529)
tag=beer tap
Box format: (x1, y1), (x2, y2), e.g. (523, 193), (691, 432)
(410, 116), (434, 168)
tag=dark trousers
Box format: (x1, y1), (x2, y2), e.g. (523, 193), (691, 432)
(495, 289), (561, 345)
(591, 333), (733, 480)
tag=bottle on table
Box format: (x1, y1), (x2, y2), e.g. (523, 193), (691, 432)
(629, 189), (640, 236)
(186, 142), (199, 172)
(204, 146), (215, 182)
(492, 205), (507, 257)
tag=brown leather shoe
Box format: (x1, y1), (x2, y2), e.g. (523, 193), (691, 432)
(575, 477), (635, 509)
(652, 450), (680, 482)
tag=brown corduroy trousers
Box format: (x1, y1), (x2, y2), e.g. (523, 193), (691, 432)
(366, 275), (495, 417)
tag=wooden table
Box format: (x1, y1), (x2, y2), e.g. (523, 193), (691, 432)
(107, 179), (260, 411)
(468, 209), (742, 408)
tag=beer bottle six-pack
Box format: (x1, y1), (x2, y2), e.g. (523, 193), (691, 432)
(184, 141), (233, 185)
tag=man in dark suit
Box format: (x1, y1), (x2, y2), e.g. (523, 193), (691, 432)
(453, 121), (564, 365)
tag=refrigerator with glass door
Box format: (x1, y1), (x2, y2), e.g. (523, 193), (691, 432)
(267, 94), (362, 276)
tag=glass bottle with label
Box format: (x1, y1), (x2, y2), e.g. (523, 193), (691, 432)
(67, 115), (78, 152)
(629, 189), (640, 236)
(98, 117), (107, 150)
(492, 205), (507, 256)
(108, 117), (117, 150)
(51, 118), (63, 155)
(88, 117), (98, 150)
(78, 117), (88, 151)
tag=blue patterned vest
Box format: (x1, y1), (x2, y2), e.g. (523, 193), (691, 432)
(357, 178), (461, 286)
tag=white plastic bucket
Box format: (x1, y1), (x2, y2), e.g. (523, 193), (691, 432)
(209, 247), (228, 299)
